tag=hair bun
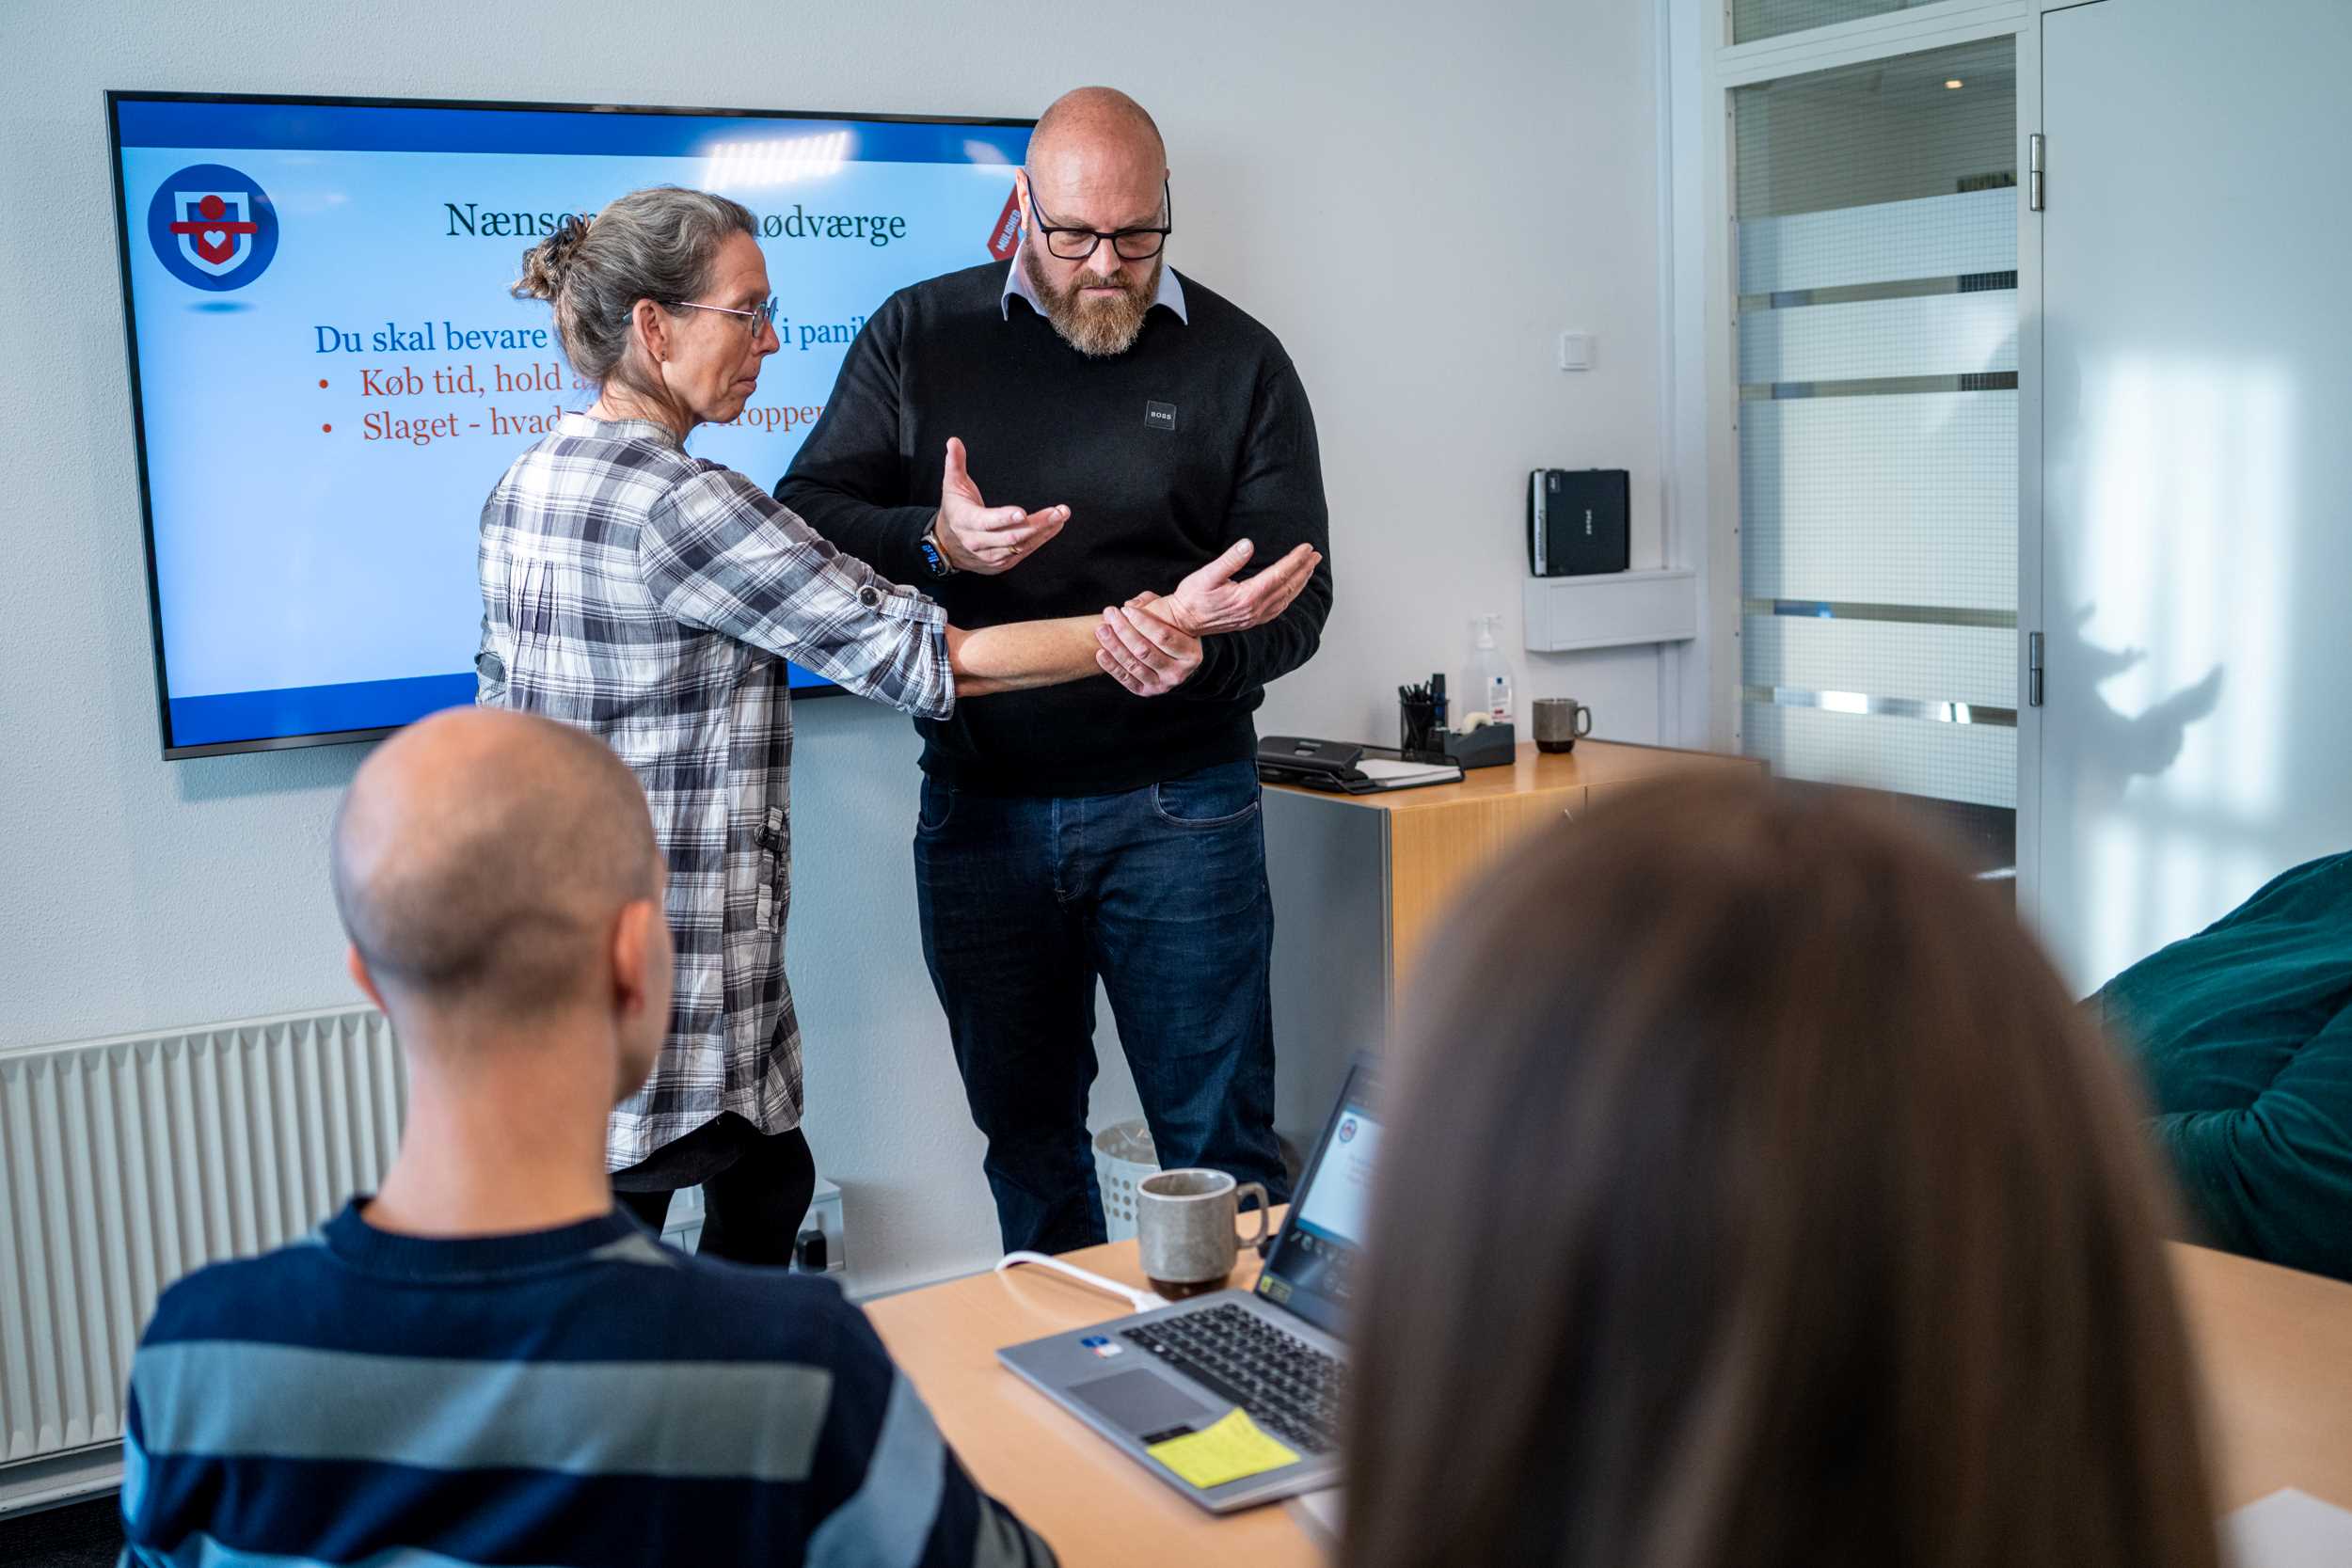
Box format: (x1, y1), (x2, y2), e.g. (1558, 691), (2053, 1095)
(512, 214), (594, 302)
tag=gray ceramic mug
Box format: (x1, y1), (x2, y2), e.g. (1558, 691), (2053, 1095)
(1533, 696), (1596, 752)
(1136, 1168), (1272, 1297)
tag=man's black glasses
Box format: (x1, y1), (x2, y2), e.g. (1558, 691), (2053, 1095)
(1025, 178), (1172, 262)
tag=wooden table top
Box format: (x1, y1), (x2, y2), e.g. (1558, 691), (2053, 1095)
(864, 1227), (2352, 1564)
(1261, 739), (1757, 813)
(2169, 1243), (2352, 1512)
(866, 1230), (1308, 1568)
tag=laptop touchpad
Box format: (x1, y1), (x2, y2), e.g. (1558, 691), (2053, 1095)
(1068, 1369), (1221, 1435)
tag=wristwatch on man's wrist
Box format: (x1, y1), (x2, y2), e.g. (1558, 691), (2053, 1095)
(917, 515), (958, 580)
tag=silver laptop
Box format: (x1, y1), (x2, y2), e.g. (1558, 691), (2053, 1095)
(998, 1057), (1379, 1513)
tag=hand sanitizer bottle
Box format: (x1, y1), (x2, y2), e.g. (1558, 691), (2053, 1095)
(1466, 614), (1517, 724)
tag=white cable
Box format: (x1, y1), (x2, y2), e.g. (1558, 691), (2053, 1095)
(993, 1251), (1169, 1313)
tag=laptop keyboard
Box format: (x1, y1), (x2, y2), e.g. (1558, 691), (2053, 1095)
(1120, 1303), (1347, 1455)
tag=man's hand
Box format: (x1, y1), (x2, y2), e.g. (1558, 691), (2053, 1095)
(1096, 592), (1202, 697)
(1096, 541), (1322, 693)
(1156, 539), (1323, 637)
(935, 436), (1069, 575)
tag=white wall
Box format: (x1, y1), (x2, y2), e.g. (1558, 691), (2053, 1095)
(0, 0), (1669, 1292)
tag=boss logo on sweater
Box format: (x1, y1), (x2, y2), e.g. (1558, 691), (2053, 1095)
(1144, 401), (1178, 431)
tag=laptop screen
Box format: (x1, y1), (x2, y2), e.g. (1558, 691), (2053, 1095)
(1255, 1061), (1382, 1336)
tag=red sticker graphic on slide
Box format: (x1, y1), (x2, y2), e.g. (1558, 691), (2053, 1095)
(987, 186), (1022, 260)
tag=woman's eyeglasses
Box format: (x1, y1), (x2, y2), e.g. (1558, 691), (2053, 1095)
(672, 296), (780, 336)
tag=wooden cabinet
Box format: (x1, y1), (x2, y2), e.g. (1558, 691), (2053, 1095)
(1262, 740), (1761, 1150)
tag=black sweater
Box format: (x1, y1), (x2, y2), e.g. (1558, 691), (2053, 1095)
(776, 261), (1331, 797)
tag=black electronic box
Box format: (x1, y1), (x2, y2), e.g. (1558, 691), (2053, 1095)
(1528, 467), (1630, 577)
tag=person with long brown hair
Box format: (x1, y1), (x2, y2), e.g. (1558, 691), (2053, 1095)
(1343, 774), (2220, 1568)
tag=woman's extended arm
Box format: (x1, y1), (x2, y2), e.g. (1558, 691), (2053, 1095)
(638, 464), (1320, 707)
(948, 618), (1120, 697)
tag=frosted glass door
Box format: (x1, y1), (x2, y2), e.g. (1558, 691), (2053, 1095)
(2040, 0), (2352, 990)
(1734, 40), (2019, 865)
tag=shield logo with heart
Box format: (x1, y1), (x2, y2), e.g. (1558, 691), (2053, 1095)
(146, 165), (279, 292)
(169, 191), (256, 276)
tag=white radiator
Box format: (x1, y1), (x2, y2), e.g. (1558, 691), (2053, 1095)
(0, 1006), (402, 1515)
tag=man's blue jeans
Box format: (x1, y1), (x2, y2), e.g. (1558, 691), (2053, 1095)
(913, 758), (1292, 1254)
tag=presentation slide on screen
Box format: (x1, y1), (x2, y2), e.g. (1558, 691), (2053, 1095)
(114, 98), (1029, 752)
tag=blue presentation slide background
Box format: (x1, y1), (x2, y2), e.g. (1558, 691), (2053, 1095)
(118, 97), (1029, 752)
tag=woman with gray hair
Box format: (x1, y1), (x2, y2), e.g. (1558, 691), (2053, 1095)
(483, 184), (1321, 1260)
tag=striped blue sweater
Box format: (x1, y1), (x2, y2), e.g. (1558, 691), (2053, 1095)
(119, 1201), (1055, 1568)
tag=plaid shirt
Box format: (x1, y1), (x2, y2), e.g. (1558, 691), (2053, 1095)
(477, 413), (953, 1168)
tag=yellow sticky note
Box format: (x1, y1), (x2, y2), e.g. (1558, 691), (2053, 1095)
(1146, 1408), (1300, 1490)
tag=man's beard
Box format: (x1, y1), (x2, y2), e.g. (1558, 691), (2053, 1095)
(1022, 237), (1159, 357)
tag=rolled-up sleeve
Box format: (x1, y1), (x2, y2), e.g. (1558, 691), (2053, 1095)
(638, 464), (954, 720)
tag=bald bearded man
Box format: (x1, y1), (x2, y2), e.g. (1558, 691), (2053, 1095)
(780, 87), (1330, 1254)
(119, 710), (1054, 1568)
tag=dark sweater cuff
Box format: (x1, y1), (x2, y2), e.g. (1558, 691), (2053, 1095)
(872, 503), (945, 586)
(1181, 633), (1248, 703)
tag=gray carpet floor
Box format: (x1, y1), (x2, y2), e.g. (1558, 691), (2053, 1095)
(0, 1495), (122, 1567)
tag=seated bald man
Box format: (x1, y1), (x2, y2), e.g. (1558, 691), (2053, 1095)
(118, 710), (1054, 1568)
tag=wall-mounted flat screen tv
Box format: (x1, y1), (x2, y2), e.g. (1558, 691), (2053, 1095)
(109, 91), (1031, 757)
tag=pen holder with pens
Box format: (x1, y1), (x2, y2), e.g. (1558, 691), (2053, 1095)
(1399, 696), (1441, 758)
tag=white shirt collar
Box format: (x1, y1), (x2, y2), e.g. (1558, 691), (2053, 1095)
(1000, 256), (1188, 325)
